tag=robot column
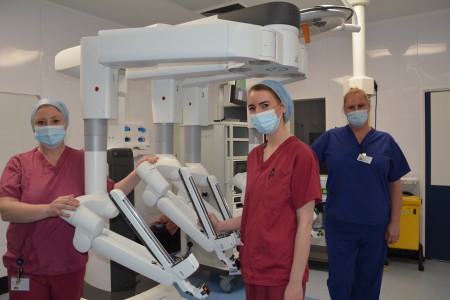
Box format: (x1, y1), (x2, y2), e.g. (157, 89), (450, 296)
(80, 36), (119, 291)
(151, 78), (182, 155)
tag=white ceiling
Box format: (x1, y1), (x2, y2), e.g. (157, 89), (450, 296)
(42, 0), (450, 28)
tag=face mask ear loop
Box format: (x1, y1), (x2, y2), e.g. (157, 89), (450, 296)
(269, 103), (283, 131)
(271, 103), (281, 120)
(277, 111), (282, 126)
(269, 107), (283, 134)
(274, 103), (282, 112)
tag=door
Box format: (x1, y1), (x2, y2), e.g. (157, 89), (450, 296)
(293, 98), (326, 173)
(425, 90), (450, 261)
(293, 98), (326, 145)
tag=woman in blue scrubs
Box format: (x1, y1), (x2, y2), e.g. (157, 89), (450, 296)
(311, 88), (410, 300)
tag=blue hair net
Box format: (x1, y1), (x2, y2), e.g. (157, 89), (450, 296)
(30, 98), (70, 132)
(257, 80), (293, 121)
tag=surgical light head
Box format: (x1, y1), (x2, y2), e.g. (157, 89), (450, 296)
(253, 80), (293, 122)
(31, 98), (70, 131)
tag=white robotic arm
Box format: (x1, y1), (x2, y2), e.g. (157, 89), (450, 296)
(109, 189), (210, 299)
(60, 193), (210, 299)
(137, 160), (241, 275)
(231, 172), (247, 207)
(136, 157), (215, 252)
(178, 167), (240, 274)
(184, 163), (233, 219)
(60, 194), (118, 252)
(185, 163), (241, 245)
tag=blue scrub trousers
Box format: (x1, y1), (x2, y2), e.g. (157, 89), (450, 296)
(325, 220), (387, 300)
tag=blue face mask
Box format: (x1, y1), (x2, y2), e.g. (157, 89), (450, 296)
(347, 109), (368, 128)
(250, 105), (282, 134)
(35, 125), (66, 148)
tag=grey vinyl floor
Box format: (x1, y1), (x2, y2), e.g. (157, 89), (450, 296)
(307, 257), (450, 300)
(1, 257), (448, 299)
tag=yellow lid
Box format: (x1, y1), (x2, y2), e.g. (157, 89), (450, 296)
(402, 195), (421, 205)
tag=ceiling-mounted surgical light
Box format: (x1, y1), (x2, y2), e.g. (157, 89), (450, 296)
(286, 72), (306, 78)
(248, 60), (271, 65)
(229, 67), (252, 73)
(266, 67), (289, 72)
(299, 5), (357, 43)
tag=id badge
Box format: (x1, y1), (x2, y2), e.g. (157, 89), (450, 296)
(357, 153), (373, 164)
(10, 276), (30, 291)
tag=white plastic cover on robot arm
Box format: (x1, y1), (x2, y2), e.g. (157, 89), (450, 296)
(60, 194), (118, 252)
(183, 163), (234, 221)
(92, 229), (173, 285)
(207, 174), (241, 243)
(147, 155), (223, 218)
(136, 160), (215, 252)
(109, 189), (210, 299)
(178, 167), (241, 274)
(150, 154), (189, 200)
(61, 191), (210, 298)
(182, 163), (241, 273)
(140, 157), (236, 248)
(59, 194), (176, 286)
(232, 172), (247, 206)
(184, 163), (209, 187)
(137, 161), (241, 274)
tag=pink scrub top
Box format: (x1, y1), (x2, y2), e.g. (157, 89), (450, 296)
(0, 147), (114, 275)
(240, 136), (322, 286)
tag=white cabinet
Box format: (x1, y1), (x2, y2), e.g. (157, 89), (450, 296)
(201, 122), (253, 217)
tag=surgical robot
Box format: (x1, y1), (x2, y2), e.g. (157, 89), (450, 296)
(55, 2), (357, 298)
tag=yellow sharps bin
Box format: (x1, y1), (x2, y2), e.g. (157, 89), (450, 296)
(389, 195), (421, 250)
(388, 193), (424, 271)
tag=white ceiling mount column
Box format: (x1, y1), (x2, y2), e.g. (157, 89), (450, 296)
(343, 0), (375, 96)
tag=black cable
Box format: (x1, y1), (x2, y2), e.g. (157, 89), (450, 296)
(373, 80), (378, 129)
(213, 116), (227, 122)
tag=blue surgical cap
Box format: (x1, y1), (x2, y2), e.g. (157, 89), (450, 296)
(30, 98), (70, 132)
(257, 80), (293, 122)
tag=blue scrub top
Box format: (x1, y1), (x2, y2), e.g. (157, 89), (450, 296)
(311, 125), (410, 225)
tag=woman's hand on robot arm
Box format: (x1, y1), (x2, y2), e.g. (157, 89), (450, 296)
(197, 212), (221, 233)
(136, 155), (159, 167)
(207, 212), (221, 232)
(207, 212), (241, 234)
(0, 195), (78, 223)
(115, 154), (160, 195)
(48, 194), (80, 218)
